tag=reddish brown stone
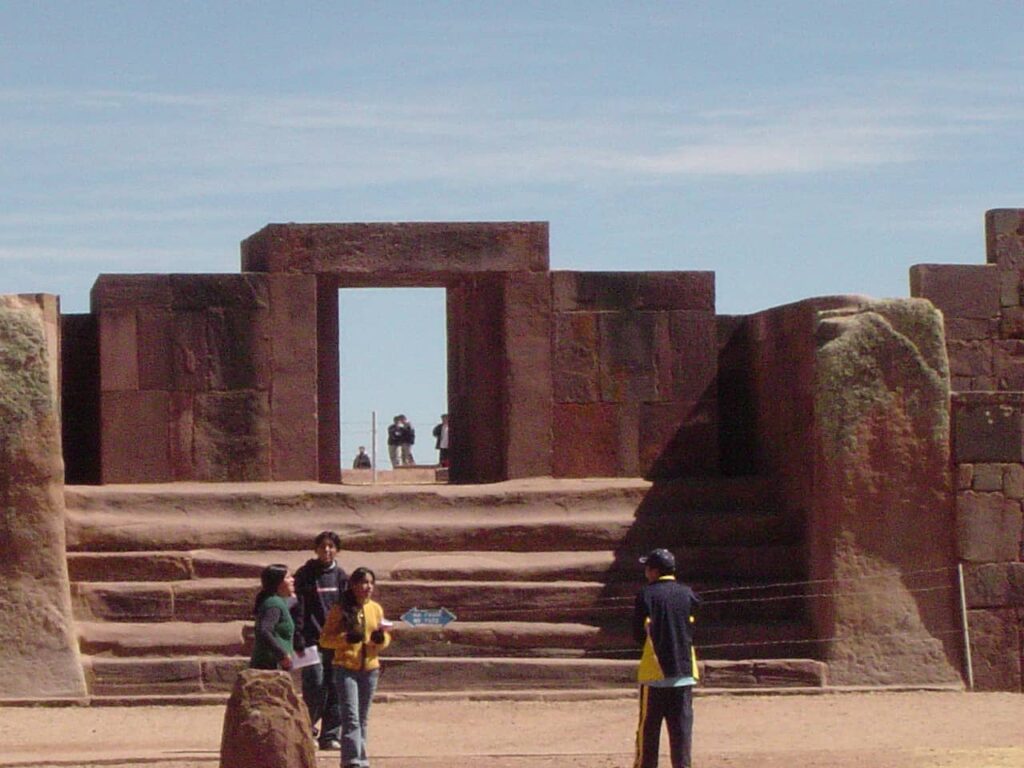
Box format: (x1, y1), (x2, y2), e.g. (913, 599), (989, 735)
(193, 391), (271, 481)
(946, 317), (999, 341)
(967, 608), (1021, 691)
(98, 309), (138, 392)
(553, 312), (600, 403)
(909, 264), (1000, 319)
(135, 308), (173, 390)
(316, 277), (340, 483)
(946, 341), (992, 378)
(169, 273), (269, 311)
(598, 311), (658, 403)
(993, 340), (1024, 389)
(953, 395), (1024, 463)
(552, 271), (713, 313)
(242, 222), (549, 279)
(552, 403), (620, 477)
(640, 399), (719, 479)
(100, 390), (170, 483)
(503, 272), (553, 479)
(999, 269), (1023, 307)
(268, 275), (318, 480)
(168, 391), (194, 481)
(171, 311), (208, 391)
(205, 307), (270, 391)
(963, 563), (1024, 609)
(986, 209), (1024, 269)
(661, 311), (717, 402)
(90, 274), (173, 311)
(1003, 307), (1024, 339)
(971, 464), (1004, 492)
(956, 491), (1023, 562)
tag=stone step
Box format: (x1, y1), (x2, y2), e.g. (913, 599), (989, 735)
(65, 478), (794, 554)
(78, 619), (816, 661)
(72, 577), (808, 625)
(67, 545), (806, 584)
(81, 654), (826, 697)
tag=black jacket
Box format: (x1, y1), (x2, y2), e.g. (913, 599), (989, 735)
(633, 576), (700, 678)
(387, 423), (415, 445)
(292, 558), (349, 650)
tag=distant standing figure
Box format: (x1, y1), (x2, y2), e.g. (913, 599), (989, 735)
(633, 548), (700, 768)
(352, 446), (372, 470)
(432, 413), (450, 467)
(387, 414), (415, 467)
(250, 564), (296, 671)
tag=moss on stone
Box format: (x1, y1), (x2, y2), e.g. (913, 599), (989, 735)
(0, 305), (53, 453)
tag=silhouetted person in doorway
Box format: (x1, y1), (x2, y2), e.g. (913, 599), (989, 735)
(387, 415), (415, 467)
(352, 446), (371, 469)
(433, 413), (450, 467)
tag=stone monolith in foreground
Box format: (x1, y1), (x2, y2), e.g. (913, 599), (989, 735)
(220, 669), (316, 768)
(0, 294), (87, 698)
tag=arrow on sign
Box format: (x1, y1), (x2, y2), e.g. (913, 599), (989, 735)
(401, 607), (458, 627)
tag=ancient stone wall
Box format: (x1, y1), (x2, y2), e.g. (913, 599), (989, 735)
(550, 271), (717, 478)
(91, 274), (319, 482)
(910, 210), (1024, 691)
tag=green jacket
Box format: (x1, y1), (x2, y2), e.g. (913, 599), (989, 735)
(250, 594), (295, 669)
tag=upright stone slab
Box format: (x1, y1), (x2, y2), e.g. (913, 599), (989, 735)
(0, 294), (87, 698)
(220, 669), (316, 768)
(812, 298), (962, 685)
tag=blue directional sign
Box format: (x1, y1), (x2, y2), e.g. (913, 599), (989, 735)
(401, 607), (457, 627)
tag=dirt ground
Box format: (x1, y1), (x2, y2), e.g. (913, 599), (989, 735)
(1, 690), (1022, 768)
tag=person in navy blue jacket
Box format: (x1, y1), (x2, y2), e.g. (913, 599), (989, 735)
(292, 531), (349, 751)
(632, 548), (700, 768)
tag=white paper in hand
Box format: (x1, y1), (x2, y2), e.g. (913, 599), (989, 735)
(290, 644), (321, 670)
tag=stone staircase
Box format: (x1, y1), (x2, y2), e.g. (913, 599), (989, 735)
(65, 478), (826, 702)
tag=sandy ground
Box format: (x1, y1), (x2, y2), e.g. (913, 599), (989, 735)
(1, 691), (1022, 768)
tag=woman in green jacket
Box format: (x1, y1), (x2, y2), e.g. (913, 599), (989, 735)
(250, 563), (296, 671)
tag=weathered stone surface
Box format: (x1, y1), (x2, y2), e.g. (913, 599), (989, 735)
(1004, 464), (1024, 499)
(953, 395), (1024, 463)
(662, 311), (718, 402)
(599, 311), (658, 402)
(999, 268), (1023, 307)
(90, 274), (173, 311)
(551, 271), (714, 313)
(98, 309), (138, 391)
(956, 464), (974, 491)
(946, 317), (998, 341)
(220, 669), (316, 768)
(909, 264), (1001, 319)
(1000, 306), (1024, 339)
(170, 273), (269, 311)
(971, 464), (1004, 492)
(193, 392), (271, 481)
(136, 308), (173, 390)
(964, 563), (1024, 609)
(967, 608), (1021, 692)
(0, 294), (87, 698)
(956, 492), (1023, 562)
(242, 222), (549, 279)
(552, 403), (620, 477)
(946, 340), (992, 378)
(553, 312), (600, 403)
(986, 209), (1024, 269)
(813, 298), (961, 685)
(641, 400), (718, 479)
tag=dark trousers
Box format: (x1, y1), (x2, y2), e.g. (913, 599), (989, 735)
(634, 684), (693, 768)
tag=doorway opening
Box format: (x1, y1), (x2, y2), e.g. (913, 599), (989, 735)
(338, 287), (448, 481)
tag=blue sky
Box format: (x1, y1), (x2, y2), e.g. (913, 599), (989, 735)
(2, 2), (1022, 464)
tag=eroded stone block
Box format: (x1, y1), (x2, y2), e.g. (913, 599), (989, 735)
(956, 492), (1023, 562)
(953, 397), (1024, 463)
(909, 264), (1000, 319)
(986, 209), (1024, 269)
(967, 608), (1022, 691)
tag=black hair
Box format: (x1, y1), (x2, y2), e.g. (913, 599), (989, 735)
(340, 566), (376, 630)
(253, 563), (289, 614)
(314, 530), (341, 549)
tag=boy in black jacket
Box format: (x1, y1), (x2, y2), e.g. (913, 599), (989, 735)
(292, 531), (348, 750)
(633, 548), (700, 768)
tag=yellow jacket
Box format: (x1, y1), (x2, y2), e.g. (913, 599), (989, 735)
(320, 598), (392, 671)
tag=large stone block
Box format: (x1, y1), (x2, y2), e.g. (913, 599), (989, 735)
(101, 390), (171, 483)
(967, 608), (1021, 691)
(553, 312), (600, 403)
(242, 222), (549, 280)
(0, 294), (87, 698)
(986, 209), (1024, 269)
(502, 272), (553, 479)
(909, 264), (1000, 319)
(640, 399), (718, 479)
(220, 670), (317, 768)
(90, 274), (173, 311)
(98, 309), (138, 392)
(193, 391), (271, 481)
(170, 273), (269, 311)
(956, 492), (1023, 562)
(963, 563), (1024, 609)
(953, 394), (1024, 463)
(598, 311), (658, 402)
(659, 311), (717, 402)
(135, 308), (174, 390)
(946, 340), (992, 378)
(551, 271), (714, 313)
(813, 299), (961, 685)
(993, 340), (1024, 390)
(552, 403), (620, 477)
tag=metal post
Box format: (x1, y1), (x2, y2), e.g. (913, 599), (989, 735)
(957, 562), (974, 690)
(371, 410), (377, 485)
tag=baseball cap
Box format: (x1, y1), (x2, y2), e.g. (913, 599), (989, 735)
(639, 548), (676, 572)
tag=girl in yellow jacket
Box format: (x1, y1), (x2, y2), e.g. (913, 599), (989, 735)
(320, 567), (392, 767)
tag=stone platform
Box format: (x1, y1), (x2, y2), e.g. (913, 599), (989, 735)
(65, 477), (823, 703)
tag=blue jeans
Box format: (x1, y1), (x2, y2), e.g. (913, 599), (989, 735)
(301, 648), (342, 744)
(334, 667), (379, 768)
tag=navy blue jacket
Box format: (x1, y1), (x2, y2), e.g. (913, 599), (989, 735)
(292, 558), (348, 650)
(633, 576), (700, 678)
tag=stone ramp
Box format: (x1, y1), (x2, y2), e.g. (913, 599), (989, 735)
(66, 478), (821, 700)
